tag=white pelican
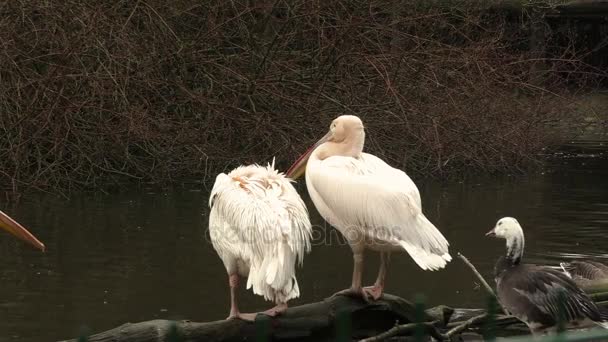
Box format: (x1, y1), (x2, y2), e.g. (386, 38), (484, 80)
(286, 115), (451, 301)
(487, 217), (608, 334)
(0, 210), (45, 251)
(209, 161), (312, 320)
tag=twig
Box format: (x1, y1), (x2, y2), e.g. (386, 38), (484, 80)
(359, 314), (490, 341)
(444, 313), (487, 337)
(0, 0), (598, 194)
(457, 252), (496, 297)
(358, 321), (445, 342)
(457, 252), (508, 314)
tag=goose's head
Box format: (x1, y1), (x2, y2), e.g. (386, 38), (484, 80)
(486, 217), (525, 264)
(486, 217), (523, 240)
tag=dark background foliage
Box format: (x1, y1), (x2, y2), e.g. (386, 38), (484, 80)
(0, 0), (603, 193)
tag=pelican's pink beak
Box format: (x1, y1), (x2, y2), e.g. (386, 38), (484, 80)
(286, 130), (333, 180)
(0, 210), (45, 252)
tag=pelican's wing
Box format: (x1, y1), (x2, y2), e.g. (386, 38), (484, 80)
(272, 173), (313, 265)
(507, 267), (602, 322)
(209, 171), (281, 261)
(208, 173), (258, 278)
(210, 165), (312, 301)
(208, 196), (251, 270)
(307, 153), (450, 270)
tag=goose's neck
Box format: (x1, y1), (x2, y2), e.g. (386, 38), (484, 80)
(505, 233), (524, 265)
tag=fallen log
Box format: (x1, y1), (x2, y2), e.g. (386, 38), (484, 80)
(59, 294), (454, 342)
(64, 253), (608, 342)
(60, 293), (608, 342)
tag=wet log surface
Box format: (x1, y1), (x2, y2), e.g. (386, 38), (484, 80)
(58, 293), (608, 342)
(58, 293), (457, 342)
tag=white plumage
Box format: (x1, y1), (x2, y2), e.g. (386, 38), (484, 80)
(286, 115), (451, 300)
(306, 153), (451, 270)
(209, 161), (312, 320)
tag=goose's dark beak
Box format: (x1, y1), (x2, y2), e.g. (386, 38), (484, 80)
(0, 211), (45, 251)
(485, 229), (496, 237)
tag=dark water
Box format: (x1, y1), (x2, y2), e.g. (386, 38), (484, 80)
(1, 141), (607, 341)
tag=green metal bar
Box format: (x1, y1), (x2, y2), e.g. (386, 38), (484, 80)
(498, 328), (608, 342)
(482, 295), (499, 341)
(335, 308), (352, 342)
(166, 321), (182, 342)
(413, 294), (426, 342)
(556, 290), (571, 342)
(255, 315), (272, 342)
(77, 326), (90, 342)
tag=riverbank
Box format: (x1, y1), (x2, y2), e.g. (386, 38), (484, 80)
(558, 92), (608, 141)
(1, 1), (605, 194)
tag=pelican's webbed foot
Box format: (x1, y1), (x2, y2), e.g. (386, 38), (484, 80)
(332, 287), (371, 302)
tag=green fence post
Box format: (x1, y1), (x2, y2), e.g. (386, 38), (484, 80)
(255, 315), (272, 342)
(555, 289), (567, 342)
(335, 308), (352, 342)
(166, 321), (182, 342)
(413, 294), (426, 342)
(77, 326), (90, 342)
(482, 295), (499, 341)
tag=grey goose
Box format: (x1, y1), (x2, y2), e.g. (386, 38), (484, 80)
(486, 217), (608, 335)
(561, 260), (608, 289)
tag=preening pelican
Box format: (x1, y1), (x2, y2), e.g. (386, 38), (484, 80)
(487, 217), (608, 334)
(286, 115), (451, 301)
(0, 210), (45, 251)
(209, 161), (312, 320)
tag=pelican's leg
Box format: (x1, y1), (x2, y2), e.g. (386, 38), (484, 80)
(227, 273), (240, 319)
(261, 302), (289, 317)
(352, 252), (364, 292)
(333, 250), (368, 301)
(227, 273), (257, 321)
(363, 252), (389, 300)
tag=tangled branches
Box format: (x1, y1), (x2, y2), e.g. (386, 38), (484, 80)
(0, 0), (603, 193)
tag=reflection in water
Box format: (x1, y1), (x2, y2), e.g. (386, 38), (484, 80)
(1, 142), (607, 341)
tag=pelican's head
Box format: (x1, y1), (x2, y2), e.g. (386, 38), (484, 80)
(0, 211), (45, 252)
(328, 115), (364, 143)
(286, 115), (365, 179)
(485, 217), (523, 240)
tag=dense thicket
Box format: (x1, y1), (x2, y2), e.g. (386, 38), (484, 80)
(0, 0), (600, 193)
